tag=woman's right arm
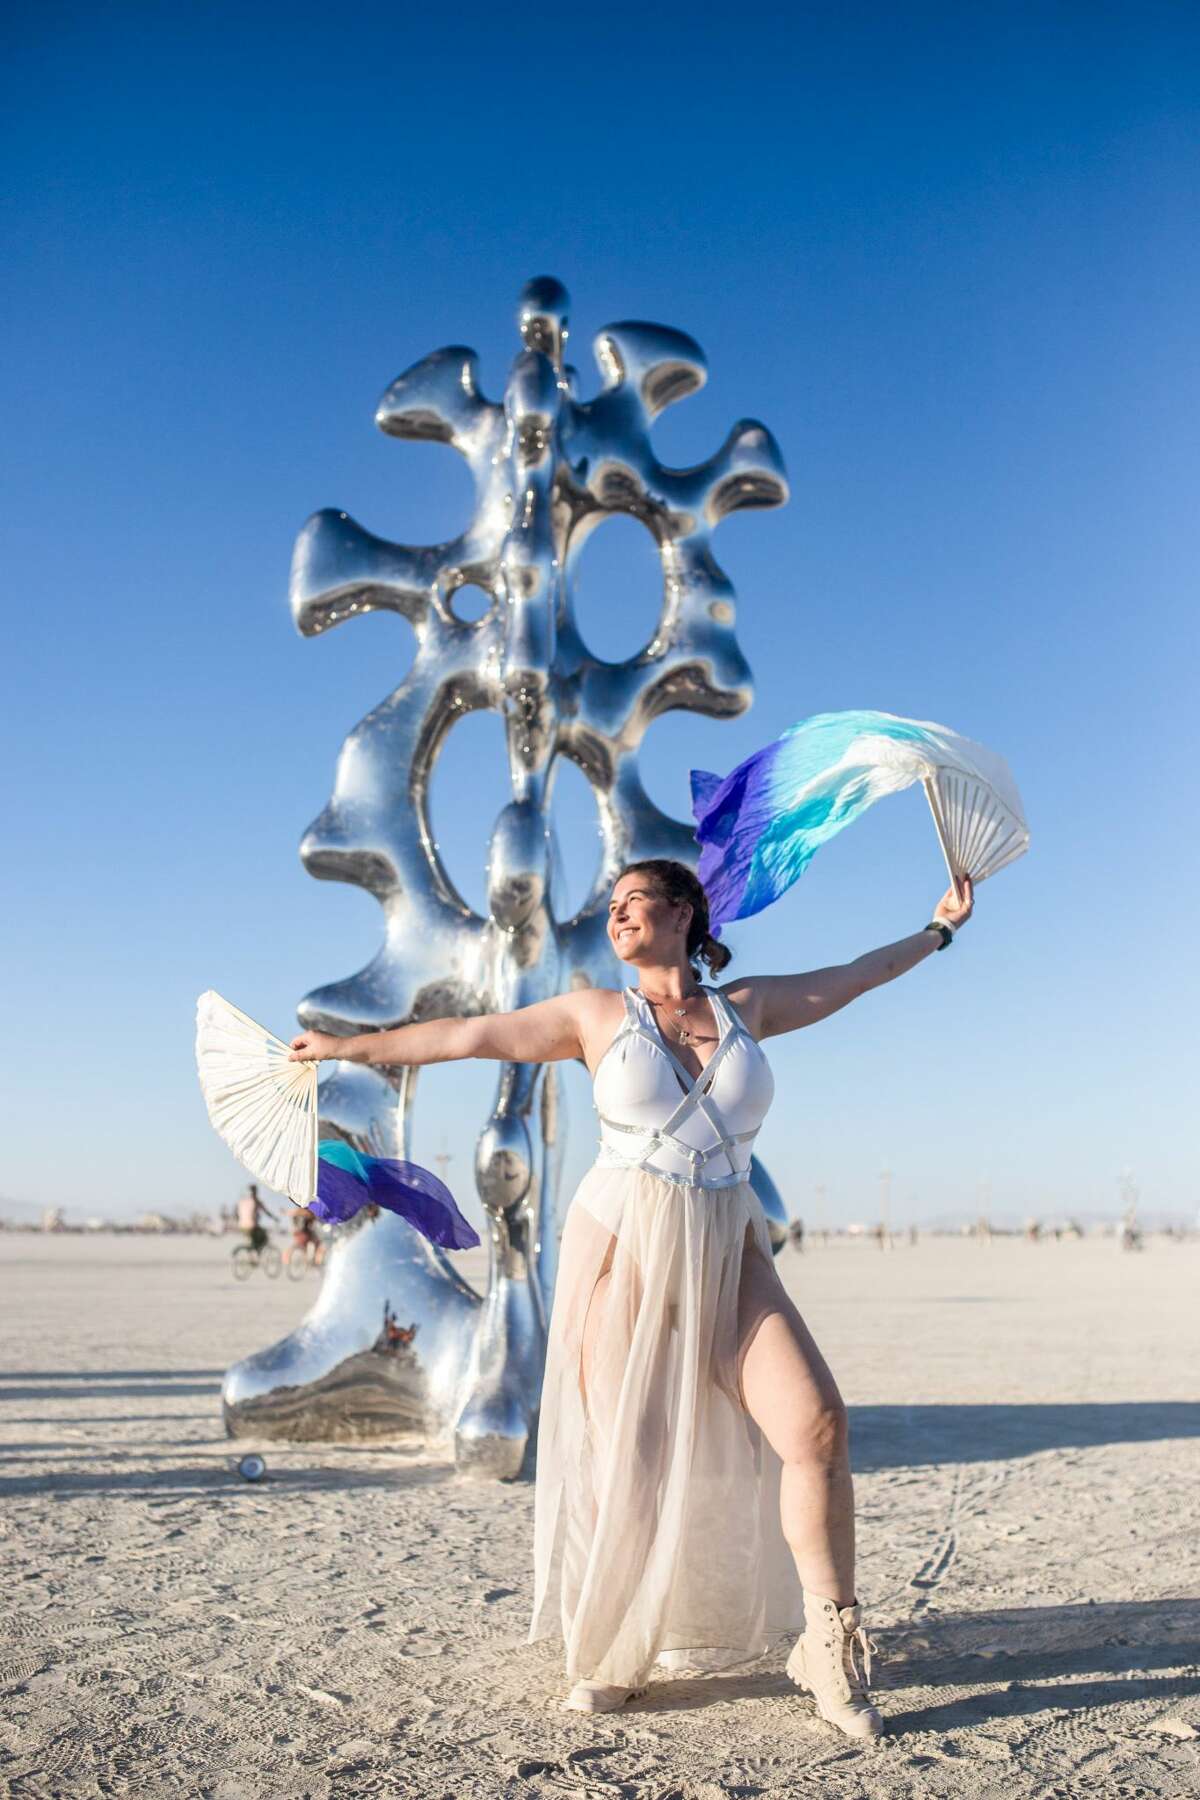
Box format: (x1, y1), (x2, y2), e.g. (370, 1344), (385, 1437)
(288, 990), (598, 1068)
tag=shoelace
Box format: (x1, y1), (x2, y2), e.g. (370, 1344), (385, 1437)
(843, 1624), (878, 1694)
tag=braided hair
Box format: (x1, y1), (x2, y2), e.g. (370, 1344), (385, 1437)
(615, 859), (732, 976)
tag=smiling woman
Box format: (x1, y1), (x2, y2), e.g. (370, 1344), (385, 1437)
(287, 853), (973, 1732)
(607, 860), (731, 1001)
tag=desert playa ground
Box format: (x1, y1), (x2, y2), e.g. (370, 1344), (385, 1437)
(2, 1231), (1198, 1799)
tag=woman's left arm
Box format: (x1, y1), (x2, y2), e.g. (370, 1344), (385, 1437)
(727, 878), (974, 1040)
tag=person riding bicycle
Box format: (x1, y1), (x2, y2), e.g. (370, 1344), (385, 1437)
(236, 1183), (276, 1253)
(288, 1205), (322, 1266)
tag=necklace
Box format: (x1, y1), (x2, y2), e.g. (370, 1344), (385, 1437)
(639, 983), (704, 1047)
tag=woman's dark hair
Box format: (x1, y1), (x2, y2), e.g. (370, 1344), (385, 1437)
(615, 859), (732, 976)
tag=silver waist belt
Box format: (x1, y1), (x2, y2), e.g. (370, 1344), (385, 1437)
(595, 1113), (758, 1190)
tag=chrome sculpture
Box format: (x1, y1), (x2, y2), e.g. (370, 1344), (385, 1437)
(223, 277), (790, 1476)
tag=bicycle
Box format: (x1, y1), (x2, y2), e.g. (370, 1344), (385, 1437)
(232, 1239), (282, 1280)
(285, 1239), (322, 1280)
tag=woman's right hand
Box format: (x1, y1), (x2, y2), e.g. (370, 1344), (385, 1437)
(288, 1032), (343, 1063)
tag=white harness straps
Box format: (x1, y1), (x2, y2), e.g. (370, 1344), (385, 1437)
(595, 987), (764, 1190)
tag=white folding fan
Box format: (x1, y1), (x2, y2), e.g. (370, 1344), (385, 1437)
(816, 721), (1029, 900)
(805, 719), (1029, 897)
(195, 990), (319, 1203)
(919, 760), (1028, 898)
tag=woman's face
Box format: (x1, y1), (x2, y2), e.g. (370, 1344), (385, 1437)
(607, 874), (691, 964)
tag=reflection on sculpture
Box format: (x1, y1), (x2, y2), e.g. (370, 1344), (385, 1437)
(222, 277), (790, 1476)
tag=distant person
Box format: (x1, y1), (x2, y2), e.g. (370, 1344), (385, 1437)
(236, 1183), (275, 1253)
(788, 1217), (805, 1254)
(1117, 1208), (1142, 1253)
(288, 1205), (323, 1267)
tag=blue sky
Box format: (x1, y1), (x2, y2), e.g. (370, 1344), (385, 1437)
(3, 1), (1197, 1226)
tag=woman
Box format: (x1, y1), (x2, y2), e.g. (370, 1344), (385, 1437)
(289, 859), (973, 1737)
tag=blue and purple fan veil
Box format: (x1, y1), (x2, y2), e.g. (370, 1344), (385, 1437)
(691, 708), (1023, 930)
(311, 1142), (480, 1250)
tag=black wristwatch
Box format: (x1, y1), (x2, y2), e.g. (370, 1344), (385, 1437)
(924, 921), (954, 951)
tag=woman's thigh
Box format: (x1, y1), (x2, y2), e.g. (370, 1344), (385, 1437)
(566, 1205), (646, 1433)
(737, 1235), (844, 1463)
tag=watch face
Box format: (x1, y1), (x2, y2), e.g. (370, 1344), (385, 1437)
(236, 1454), (267, 1482)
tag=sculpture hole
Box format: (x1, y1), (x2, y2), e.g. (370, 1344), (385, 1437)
(568, 513), (664, 664)
(449, 582), (493, 625)
(427, 709), (512, 916)
(549, 756), (603, 923)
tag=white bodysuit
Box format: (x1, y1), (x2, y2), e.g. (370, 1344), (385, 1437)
(594, 985), (775, 1188)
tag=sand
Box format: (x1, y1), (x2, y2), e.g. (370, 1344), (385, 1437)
(2, 1230), (1198, 1799)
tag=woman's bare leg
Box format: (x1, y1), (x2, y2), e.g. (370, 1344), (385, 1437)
(737, 1240), (856, 1605)
(737, 1237), (882, 1737)
(567, 1230), (650, 1711)
(579, 1266), (615, 1439)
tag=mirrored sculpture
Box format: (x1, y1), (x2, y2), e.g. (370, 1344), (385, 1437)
(223, 276), (790, 1476)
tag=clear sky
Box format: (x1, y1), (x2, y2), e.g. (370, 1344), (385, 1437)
(3, 1), (1197, 1228)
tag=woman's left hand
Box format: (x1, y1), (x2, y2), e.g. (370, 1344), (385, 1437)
(933, 874), (974, 929)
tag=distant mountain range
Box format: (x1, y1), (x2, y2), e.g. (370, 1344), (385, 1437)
(916, 1207), (1195, 1233)
(3, 1196), (1193, 1234)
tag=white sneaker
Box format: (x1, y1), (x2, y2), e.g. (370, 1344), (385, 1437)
(562, 1682), (647, 1713)
(787, 1596), (883, 1739)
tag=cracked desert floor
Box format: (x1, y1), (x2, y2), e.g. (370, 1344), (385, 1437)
(2, 1231), (1198, 1799)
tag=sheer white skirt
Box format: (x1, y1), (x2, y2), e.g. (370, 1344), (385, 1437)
(528, 1162), (805, 1687)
